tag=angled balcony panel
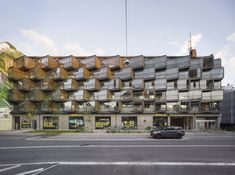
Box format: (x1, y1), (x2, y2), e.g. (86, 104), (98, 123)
(52, 89), (68, 101)
(155, 103), (167, 112)
(41, 101), (58, 113)
(115, 67), (133, 80)
(8, 68), (26, 81)
(78, 101), (100, 113)
(202, 55), (213, 70)
(50, 67), (68, 81)
(73, 89), (90, 102)
(143, 102), (155, 113)
(104, 78), (123, 91)
(119, 89), (133, 101)
(63, 101), (78, 113)
(166, 67), (178, 80)
(41, 79), (57, 91)
(145, 55), (167, 69)
(74, 67), (91, 80)
(133, 91), (145, 101)
(39, 56), (58, 70)
(100, 101), (120, 113)
(80, 55), (102, 70)
(155, 78), (167, 91)
(61, 79), (79, 91)
(18, 101), (35, 113)
(17, 79), (35, 91)
(144, 89), (155, 101)
(29, 67), (47, 81)
(60, 56), (80, 70)
(84, 78), (101, 91)
(14, 56), (36, 70)
(102, 55), (123, 70)
(30, 89), (45, 102)
(128, 55), (144, 69)
(93, 89), (112, 101)
(8, 89), (24, 102)
(94, 67), (113, 80)
(132, 78), (144, 91)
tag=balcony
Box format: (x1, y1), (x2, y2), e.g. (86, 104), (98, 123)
(132, 78), (144, 91)
(60, 56), (80, 70)
(200, 102), (220, 113)
(17, 79), (35, 91)
(78, 101), (99, 113)
(61, 79), (79, 91)
(14, 56), (36, 70)
(144, 89), (155, 101)
(166, 68), (178, 80)
(29, 67), (47, 80)
(72, 89), (90, 102)
(8, 68), (26, 81)
(100, 101), (120, 113)
(135, 67), (155, 80)
(155, 78), (167, 91)
(115, 89), (133, 101)
(103, 78), (123, 91)
(40, 101), (58, 113)
(133, 91), (145, 101)
(202, 55), (213, 70)
(115, 67), (133, 80)
(41, 79), (57, 91)
(121, 102), (143, 113)
(29, 89), (45, 102)
(63, 101), (78, 113)
(167, 56), (190, 70)
(50, 67), (68, 81)
(143, 102), (155, 113)
(16, 101), (36, 113)
(94, 67), (113, 80)
(8, 89), (24, 102)
(39, 56), (58, 70)
(145, 56), (167, 69)
(102, 55), (123, 70)
(80, 55), (102, 70)
(93, 90), (112, 101)
(52, 89), (68, 101)
(84, 78), (101, 91)
(155, 103), (167, 112)
(128, 55), (144, 69)
(74, 67), (91, 80)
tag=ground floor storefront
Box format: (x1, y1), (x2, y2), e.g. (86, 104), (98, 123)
(11, 113), (221, 131)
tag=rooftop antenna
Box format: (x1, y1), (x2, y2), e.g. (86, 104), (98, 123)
(124, 0), (129, 65)
(188, 32), (192, 52)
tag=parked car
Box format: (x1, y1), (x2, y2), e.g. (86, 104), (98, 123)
(150, 126), (185, 139)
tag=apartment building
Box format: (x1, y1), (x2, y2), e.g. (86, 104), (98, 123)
(8, 51), (224, 130)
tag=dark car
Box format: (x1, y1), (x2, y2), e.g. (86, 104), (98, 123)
(150, 126), (185, 139)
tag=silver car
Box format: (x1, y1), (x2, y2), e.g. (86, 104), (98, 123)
(150, 126), (185, 139)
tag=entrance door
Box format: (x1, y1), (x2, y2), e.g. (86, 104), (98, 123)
(14, 116), (20, 130)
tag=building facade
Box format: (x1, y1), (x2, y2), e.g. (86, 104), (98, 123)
(221, 85), (235, 129)
(0, 99), (13, 131)
(8, 52), (223, 131)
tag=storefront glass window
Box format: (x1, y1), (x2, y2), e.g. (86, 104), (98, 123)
(69, 117), (84, 129)
(43, 116), (58, 129)
(121, 116), (137, 129)
(95, 117), (111, 129)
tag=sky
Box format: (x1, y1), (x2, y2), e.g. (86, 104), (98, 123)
(0, 0), (235, 85)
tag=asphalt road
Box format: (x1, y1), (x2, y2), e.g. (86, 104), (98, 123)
(0, 132), (234, 175)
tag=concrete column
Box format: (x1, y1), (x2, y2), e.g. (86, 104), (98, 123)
(168, 115), (171, 126)
(193, 115), (196, 131)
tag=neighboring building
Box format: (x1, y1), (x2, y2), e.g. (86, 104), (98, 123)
(0, 99), (13, 131)
(221, 85), (235, 129)
(8, 51), (224, 131)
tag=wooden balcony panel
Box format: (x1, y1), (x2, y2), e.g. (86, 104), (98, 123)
(41, 101), (58, 113)
(17, 79), (35, 91)
(94, 67), (113, 80)
(8, 68), (27, 81)
(14, 56), (36, 70)
(80, 55), (102, 70)
(8, 89), (24, 102)
(102, 55), (123, 70)
(60, 56), (80, 70)
(62, 79), (79, 91)
(30, 89), (45, 101)
(18, 101), (36, 113)
(39, 56), (58, 70)
(41, 80), (57, 91)
(29, 67), (47, 80)
(74, 67), (91, 80)
(50, 67), (68, 81)
(52, 89), (69, 101)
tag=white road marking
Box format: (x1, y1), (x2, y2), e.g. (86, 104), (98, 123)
(0, 165), (21, 172)
(16, 168), (44, 175)
(1, 162), (235, 167)
(31, 164), (58, 175)
(0, 144), (235, 150)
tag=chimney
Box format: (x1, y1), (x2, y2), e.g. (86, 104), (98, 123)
(190, 49), (197, 58)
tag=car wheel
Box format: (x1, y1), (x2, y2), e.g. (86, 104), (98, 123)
(176, 133), (182, 139)
(155, 134), (161, 139)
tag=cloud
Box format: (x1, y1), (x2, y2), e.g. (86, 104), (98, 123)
(20, 29), (58, 54)
(176, 34), (202, 55)
(168, 41), (178, 46)
(226, 32), (235, 42)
